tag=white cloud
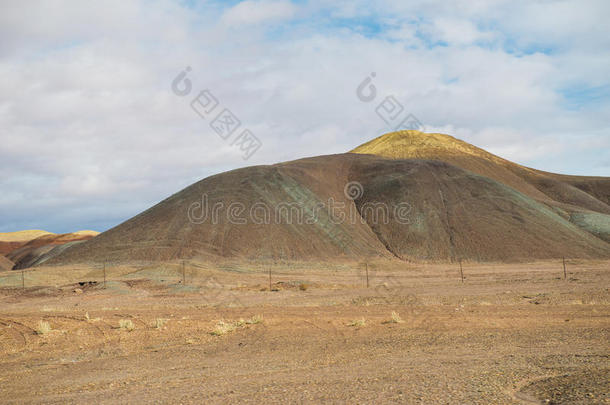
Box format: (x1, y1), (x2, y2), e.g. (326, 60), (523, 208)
(221, 0), (297, 26)
(0, 0), (609, 232)
(426, 17), (494, 45)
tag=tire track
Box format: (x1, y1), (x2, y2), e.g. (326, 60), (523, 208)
(0, 318), (32, 351)
(41, 314), (109, 350)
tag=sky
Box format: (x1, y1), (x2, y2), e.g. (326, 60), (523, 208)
(1, 0), (609, 233)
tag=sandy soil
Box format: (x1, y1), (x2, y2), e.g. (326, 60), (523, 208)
(0, 260), (608, 404)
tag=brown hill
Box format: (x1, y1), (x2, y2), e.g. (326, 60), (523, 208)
(0, 230), (54, 242)
(0, 255), (14, 272)
(352, 131), (610, 242)
(0, 230), (54, 255)
(48, 147), (609, 265)
(8, 231), (99, 269)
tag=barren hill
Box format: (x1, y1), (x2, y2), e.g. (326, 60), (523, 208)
(352, 131), (610, 243)
(352, 131), (610, 212)
(47, 136), (610, 264)
(0, 230), (54, 256)
(7, 231), (99, 270)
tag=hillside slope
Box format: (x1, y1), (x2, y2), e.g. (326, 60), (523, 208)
(49, 153), (609, 264)
(0, 230), (54, 255)
(8, 231), (99, 269)
(351, 131), (610, 242)
(0, 255), (14, 271)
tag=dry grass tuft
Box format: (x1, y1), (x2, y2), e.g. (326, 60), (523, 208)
(211, 315), (264, 336)
(384, 311), (404, 324)
(348, 318), (366, 327)
(246, 314), (263, 324)
(211, 320), (237, 336)
(85, 312), (102, 322)
(35, 320), (51, 335)
(118, 319), (135, 332)
(153, 318), (167, 329)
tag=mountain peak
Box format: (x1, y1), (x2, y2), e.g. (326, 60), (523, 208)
(350, 130), (497, 162)
(350, 130), (610, 218)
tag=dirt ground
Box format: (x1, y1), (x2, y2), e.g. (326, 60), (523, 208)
(0, 259), (608, 404)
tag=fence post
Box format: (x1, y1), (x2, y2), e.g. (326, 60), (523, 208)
(459, 260), (464, 283)
(563, 257), (567, 280)
(366, 262), (369, 288)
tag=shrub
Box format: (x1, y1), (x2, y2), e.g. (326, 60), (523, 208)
(118, 319), (135, 331)
(246, 314), (263, 324)
(348, 318), (366, 327)
(387, 311), (404, 324)
(35, 321), (51, 335)
(211, 320), (236, 336)
(153, 318), (166, 329)
(211, 315), (263, 336)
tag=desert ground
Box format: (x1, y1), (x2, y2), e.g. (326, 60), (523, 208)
(0, 259), (608, 404)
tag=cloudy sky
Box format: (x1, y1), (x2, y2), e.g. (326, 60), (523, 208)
(1, 0), (609, 233)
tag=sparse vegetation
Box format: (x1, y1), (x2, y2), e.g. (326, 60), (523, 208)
(118, 319), (135, 331)
(85, 312), (102, 322)
(299, 283), (308, 291)
(211, 315), (264, 336)
(211, 320), (237, 336)
(348, 318), (366, 327)
(384, 311), (404, 324)
(246, 314), (263, 324)
(35, 320), (51, 335)
(351, 297), (372, 306)
(153, 318), (167, 329)
(2, 259), (609, 403)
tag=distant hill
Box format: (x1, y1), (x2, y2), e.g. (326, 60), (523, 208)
(0, 230), (54, 242)
(0, 230), (54, 256)
(3, 231), (99, 269)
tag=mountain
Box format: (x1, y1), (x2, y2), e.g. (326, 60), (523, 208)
(351, 131), (610, 243)
(5, 231), (99, 269)
(46, 132), (610, 265)
(0, 230), (54, 256)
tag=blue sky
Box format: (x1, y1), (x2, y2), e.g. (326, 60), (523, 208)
(1, 0), (609, 233)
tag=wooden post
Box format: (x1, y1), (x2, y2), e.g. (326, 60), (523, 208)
(268, 267), (272, 291)
(365, 262), (369, 288)
(103, 261), (107, 288)
(563, 257), (567, 280)
(459, 260), (464, 283)
(182, 260), (186, 285)
(21, 269), (24, 290)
